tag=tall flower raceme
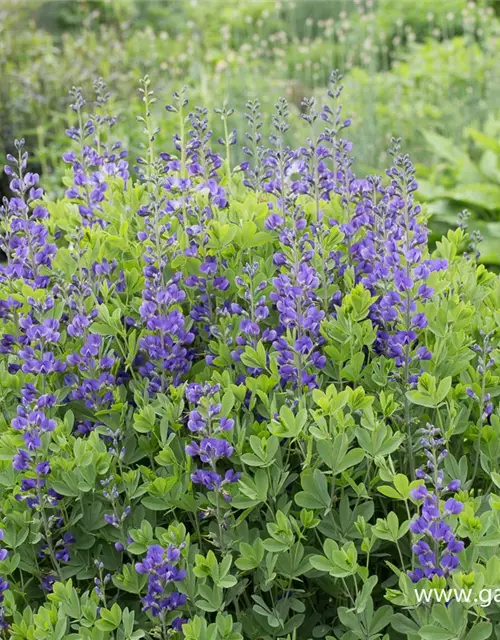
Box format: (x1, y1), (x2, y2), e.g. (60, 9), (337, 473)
(10, 296), (66, 377)
(163, 97), (231, 355)
(298, 83), (353, 316)
(98, 413), (131, 552)
(183, 108), (231, 335)
(63, 82), (129, 228)
(57, 243), (126, 435)
(12, 383), (56, 485)
(329, 140), (373, 276)
(320, 70), (352, 186)
(61, 234), (98, 341)
(262, 97), (294, 217)
(162, 87), (227, 243)
(185, 383), (240, 544)
(366, 139), (448, 366)
(187, 106), (226, 203)
(64, 249), (125, 340)
(93, 559), (111, 607)
(228, 261), (275, 373)
(356, 140), (448, 476)
(65, 333), (117, 410)
(0, 139), (55, 290)
(62, 248), (133, 541)
(306, 73), (362, 275)
(270, 253), (326, 391)
(135, 544), (187, 633)
(135, 82), (195, 394)
(158, 95), (235, 369)
(12, 383), (74, 587)
(0, 141), (74, 591)
(242, 99), (266, 192)
(408, 424), (464, 583)
(215, 103), (237, 172)
(138, 266), (194, 394)
(263, 99), (326, 391)
(184, 254), (231, 356)
(356, 174), (389, 281)
(297, 69), (352, 218)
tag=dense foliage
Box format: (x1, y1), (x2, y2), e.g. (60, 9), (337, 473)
(0, 70), (499, 640)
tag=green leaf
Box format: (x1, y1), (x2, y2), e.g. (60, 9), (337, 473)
(196, 584), (224, 612)
(490, 471), (500, 490)
(96, 604), (122, 631)
(309, 555), (336, 573)
(377, 486), (402, 499)
(270, 405), (307, 438)
(369, 604), (393, 634)
(391, 613), (420, 634)
(295, 470), (331, 511)
(337, 606), (364, 634)
(406, 390), (436, 408)
(241, 435), (279, 468)
(407, 374), (451, 408)
(419, 627), (456, 640)
(317, 434), (364, 474)
(50, 476), (80, 498)
(221, 390), (235, 417)
(310, 540), (358, 578)
(141, 496), (172, 511)
(238, 469), (268, 504)
(465, 622), (493, 640)
(338, 448), (365, 473)
(355, 576), (377, 614)
(436, 377), (452, 404)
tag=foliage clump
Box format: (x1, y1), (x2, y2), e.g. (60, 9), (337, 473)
(0, 72), (498, 640)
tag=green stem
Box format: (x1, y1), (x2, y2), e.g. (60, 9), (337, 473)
(395, 540), (406, 573)
(471, 340), (488, 488)
(224, 116), (232, 190)
(37, 489), (63, 581)
(211, 461), (226, 553)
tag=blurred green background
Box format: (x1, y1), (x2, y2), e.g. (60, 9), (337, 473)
(1, 0), (500, 262)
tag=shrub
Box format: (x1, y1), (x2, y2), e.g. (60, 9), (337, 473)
(0, 73), (499, 640)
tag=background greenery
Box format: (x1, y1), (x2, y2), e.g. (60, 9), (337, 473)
(1, 0), (500, 261)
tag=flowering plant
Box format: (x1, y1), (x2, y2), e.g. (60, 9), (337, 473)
(0, 72), (498, 640)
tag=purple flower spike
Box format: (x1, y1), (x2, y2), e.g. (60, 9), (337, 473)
(135, 544), (186, 622)
(408, 423), (464, 583)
